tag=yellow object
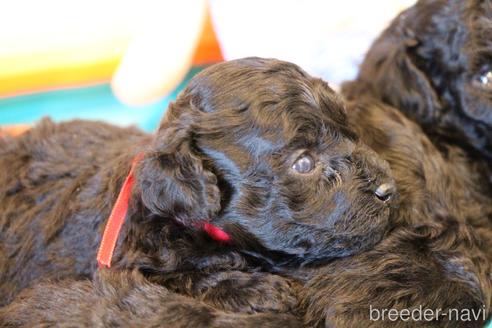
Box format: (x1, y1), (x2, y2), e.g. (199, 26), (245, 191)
(0, 0), (222, 100)
(0, 0), (138, 98)
(0, 57), (123, 97)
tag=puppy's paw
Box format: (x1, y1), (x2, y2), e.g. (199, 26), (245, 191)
(193, 271), (299, 314)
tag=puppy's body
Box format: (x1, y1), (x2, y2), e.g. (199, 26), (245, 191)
(0, 120), (148, 303)
(0, 269), (301, 328)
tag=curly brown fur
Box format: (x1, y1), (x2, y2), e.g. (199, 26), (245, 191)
(297, 100), (492, 327)
(1, 58), (491, 327)
(340, 4), (492, 323)
(0, 269), (301, 328)
(338, 2), (492, 324)
(343, 0), (492, 188)
(0, 58), (395, 319)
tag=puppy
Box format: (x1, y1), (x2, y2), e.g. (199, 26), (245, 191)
(0, 58), (395, 309)
(343, 0), (492, 187)
(2, 58), (491, 328)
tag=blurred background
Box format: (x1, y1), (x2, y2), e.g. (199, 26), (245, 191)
(0, 0), (416, 136)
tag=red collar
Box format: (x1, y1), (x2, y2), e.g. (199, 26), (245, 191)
(97, 153), (230, 268)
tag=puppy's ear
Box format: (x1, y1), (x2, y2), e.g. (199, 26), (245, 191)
(343, 26), (441, 126)
(137, 97), (221, 226)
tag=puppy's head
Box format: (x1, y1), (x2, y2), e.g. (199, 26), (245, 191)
(138, 58), (396, 262)
(343, 0), (492, 160)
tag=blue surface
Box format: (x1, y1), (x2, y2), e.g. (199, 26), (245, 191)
(0, 67), (204, 132)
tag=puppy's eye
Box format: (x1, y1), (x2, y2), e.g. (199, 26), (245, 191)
(473, 70), (492, 90)
(292, 155), (315, 174)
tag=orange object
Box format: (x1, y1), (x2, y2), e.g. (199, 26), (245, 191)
(97, 153), (144, 268)
(193, 6), (223, 65)
(1, 4), (222, 99)
(0, 124), (31, 137)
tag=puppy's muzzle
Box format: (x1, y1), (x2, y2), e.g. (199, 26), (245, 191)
(374, 183), (396, 203)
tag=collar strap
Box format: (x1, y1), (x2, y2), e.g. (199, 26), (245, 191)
(97, 153), (230, 268)
(97, 153), (144, 268)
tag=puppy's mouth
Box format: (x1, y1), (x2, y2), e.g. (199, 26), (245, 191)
(238, 231), (383, 269)
(223, 214), (391, 266)
(292, 229), (387, 261)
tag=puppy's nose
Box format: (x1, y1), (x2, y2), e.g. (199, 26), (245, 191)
(374, 183), (395, 202)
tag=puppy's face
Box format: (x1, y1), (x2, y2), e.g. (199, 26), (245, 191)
(346, 0), (492, 159)
(141, 58), (396, 263)
(409, 0), (492, 156)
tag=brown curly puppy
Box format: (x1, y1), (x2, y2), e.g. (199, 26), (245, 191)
(1, 58), (491, 327)
(0, 58), (394, 316)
